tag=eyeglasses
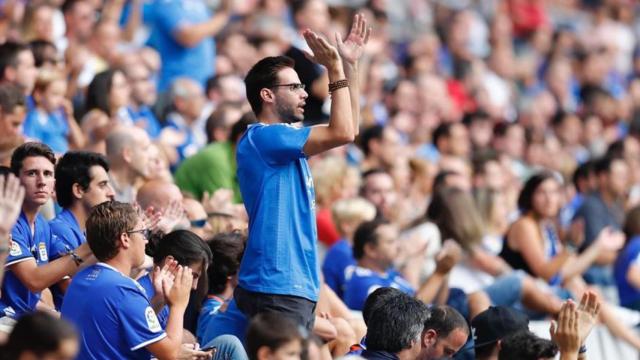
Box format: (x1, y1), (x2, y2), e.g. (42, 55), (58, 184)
(270, 83), (306, 92)
(190, 219), (207, 229)
(127, 228), (152, 239)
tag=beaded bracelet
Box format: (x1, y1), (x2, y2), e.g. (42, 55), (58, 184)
(329, 79), (349, 93)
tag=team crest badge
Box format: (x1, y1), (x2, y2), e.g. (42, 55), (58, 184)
(145, 307), (162, 333)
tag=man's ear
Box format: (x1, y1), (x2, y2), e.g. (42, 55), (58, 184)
(257, 346), (272, 360)
(72, 183), (84, 200)
(122, 146), (132, 163)
(120, 231), (131, 250)
(423, 329), (437, 347)
(260, 88), (275, 104)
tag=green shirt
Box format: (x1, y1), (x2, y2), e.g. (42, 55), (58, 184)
(174, 141), (242, 203)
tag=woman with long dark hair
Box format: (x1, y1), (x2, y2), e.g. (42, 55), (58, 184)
(501, 171), (640, 349)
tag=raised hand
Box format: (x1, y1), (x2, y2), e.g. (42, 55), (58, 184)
(550, 300), (581, 356)
(166, 265), (193, 309)
(434, 239), (462, 275)
(594, 227), (625, 252)
(0, 174), (25, 236)
(302, 29), (341, 71)
(336, 13), (371, 66)
(153, 259), (178, 300)
(576, 291), (601, 345)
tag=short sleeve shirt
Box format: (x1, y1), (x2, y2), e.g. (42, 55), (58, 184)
(0, 212), (58, 318)
(343, 266), (415, 311)
(61, 263), (166, 360)
(236, 123), (319, 301)
(49, 209), (86, 309)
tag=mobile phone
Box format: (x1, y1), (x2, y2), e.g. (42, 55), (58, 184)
(201, 345), (217, 352)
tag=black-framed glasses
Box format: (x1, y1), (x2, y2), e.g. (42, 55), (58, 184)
(127, 228), (152, 239)
(270, 83), (306, 91)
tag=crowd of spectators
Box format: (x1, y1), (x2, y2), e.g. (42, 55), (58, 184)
(0, 0), (638, 359)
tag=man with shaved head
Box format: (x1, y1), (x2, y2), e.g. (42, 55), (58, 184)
(106, 126), (152, 203)
(136, 180), (183, 212)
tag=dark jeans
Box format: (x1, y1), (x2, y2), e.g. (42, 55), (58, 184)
(234, 286), (316, 331)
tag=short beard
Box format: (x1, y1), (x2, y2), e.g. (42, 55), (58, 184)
(276, 102), (303, 124)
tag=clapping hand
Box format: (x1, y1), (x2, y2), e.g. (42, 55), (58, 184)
(336, 13), (371, 66)
(303, 29), (341, 71)
(0, 174), (24, 239)
(550, 300), (581, 356)
(576, 291), (601, 344)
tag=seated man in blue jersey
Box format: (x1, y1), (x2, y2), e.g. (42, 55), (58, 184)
(61, 201), (212, 360)
(322, 197), (376, 299)
(49, 151), (115, 309)
(343, 219), (460, 311)
(0, 142), (94, 319)
(0, 170), (25, 291)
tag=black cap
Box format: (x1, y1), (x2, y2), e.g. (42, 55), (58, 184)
(471, 306), (529, 348)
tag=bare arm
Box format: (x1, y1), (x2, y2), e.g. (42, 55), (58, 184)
(336, 14), (371, 137)
(302, 31), (353, 157)
(0, 174), (24, 288)
(10, 242), (92, 293)
(508, 219), (571, 282)
(147, 266), (192, 360)
(173, 10), (230, 48)
(560, 228), (623, 280)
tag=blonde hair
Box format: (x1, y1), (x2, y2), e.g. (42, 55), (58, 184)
(33, 69), (65, 94)
(331, 197), (376, 229)
(311, 156), (348, 206)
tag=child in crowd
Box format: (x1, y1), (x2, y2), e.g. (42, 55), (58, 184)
(246, 313), (305, 360)
(23, 70), (84, 154)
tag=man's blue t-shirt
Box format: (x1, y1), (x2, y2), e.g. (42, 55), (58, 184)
(23, 109), (69, 154)
(615, 236), (640, 307)
(343, 266), (415, 311)
(49, 209), (85, 309)
(61, 263), (166, 360)
(196, 295), (224, 344)
(322, 238), (355, 299)
(236, 123), (319, 301)
(128, 106), (163, 139)
(200, 299), (248, 347)
(137, 273), (169, 328)
(151, 0), (215, 92)
(1, 212), (60, 318)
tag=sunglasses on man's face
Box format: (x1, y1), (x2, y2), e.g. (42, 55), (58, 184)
(190, 219), (208, 229)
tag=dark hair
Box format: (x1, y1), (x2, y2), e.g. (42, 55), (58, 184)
(207, 231), (245, 295)
(0, 82), (25, 114)
(624, 206), (640, 241)
(606, 139), (625, 159)
(55, 151), (109, 208)
(432, 123), (453, 150)
(0, 42), (30, 82)
(61, 0), (83, 14)
(432, 170), (460, 194)
(424, 305), (469, 338)
(29, 40), (57, 68)
(10, 142), (56, 176)
(86, 201), (138, 261)
(246, 313), (303, 360)
(359, 125), (384, 156)
(471, 150), (499, 176)
(365, 291), (429, 353)
(353, 219), (389, 260)
(244, 56), (294, 116)
(572, 160), (594, 191)
(362, 287), (404, 326)
(594, 155), (624, 175)
(498, 330), (558, 360)
(205, 102), (238, 143)
(151, 230), (212, 266)
(85, 68), (121, 116)
(230, 112), (257, 143)
(360, 168), (390, 196)
(462, 110), (491, 126)
(0, 166), (11, 176)
(517, 172), (558, 213)
(1, 311), (77, 359)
